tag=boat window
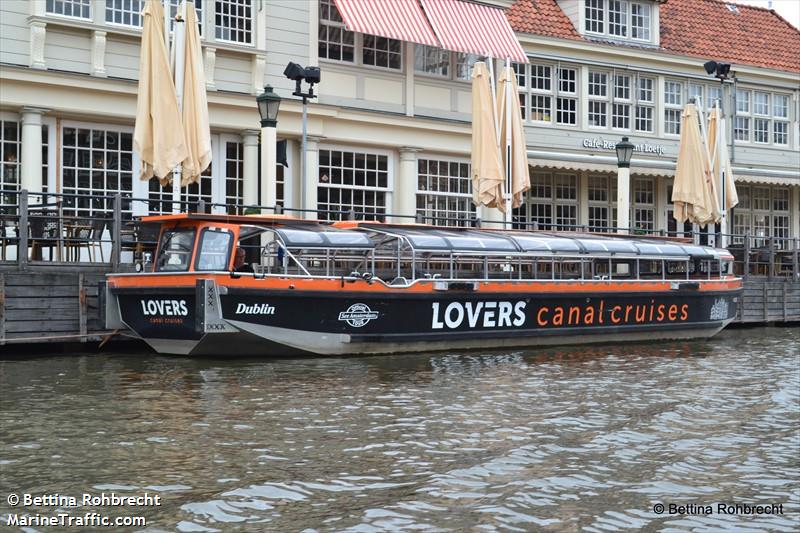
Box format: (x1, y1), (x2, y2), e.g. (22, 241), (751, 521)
(155, 228), (196, 272)
(195, 228), (233, 271)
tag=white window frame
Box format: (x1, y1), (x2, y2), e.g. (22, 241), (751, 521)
(59, 120), (140, 216)
(514, 172), (579, 230)
(415, 156), (475, 227)
(46, 0), (92, 20)
(611, 72), (632, 131)
(635, 75), (655, 133)
(214, 0), (253, 46)
(317, 145), (394, 221)
(584, 0), (654, 44)
(663, 79), (683, 137)
(414, 46), (480, 83)
(587, 70), (609, 129)
(318, 0), (403, 72)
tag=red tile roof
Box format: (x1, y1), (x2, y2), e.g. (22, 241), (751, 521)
(506, 0), (581, 41)
(507, 0), (800, 73)
(660, 0), (800, 73)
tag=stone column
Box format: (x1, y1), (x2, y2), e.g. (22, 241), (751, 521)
(396, 147), (421, 223)
(20, 107), (47, 194)
(302, 136), (322, 219)
(260, 126), (277, 211)
(241, 130), (259, 207)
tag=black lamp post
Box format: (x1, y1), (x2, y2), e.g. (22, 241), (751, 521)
(615, 137), (634, 233)
(256, 85), (281, 211)
(256, 85), (281, 128)
(615, 136), (634, 168)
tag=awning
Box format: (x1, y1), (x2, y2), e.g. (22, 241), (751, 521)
(528, 158), (673, 178)
(420, 0), (528, 63)
(734, 174), (800, 187)
(333, 0), (439, 47)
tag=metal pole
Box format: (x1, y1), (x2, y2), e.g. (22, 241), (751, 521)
(504, 59), (512, 229)
(171, 4), (186, 214)
(301, 96), (308, 218)
(111, 193), (121, 270)
(18, 190), (28, 270)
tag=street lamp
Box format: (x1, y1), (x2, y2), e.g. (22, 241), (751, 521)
(284, 61), (320, 219)
(256, 85), (281, 213)
(704, 59), (733, 248)
(615, 136), (634, 234)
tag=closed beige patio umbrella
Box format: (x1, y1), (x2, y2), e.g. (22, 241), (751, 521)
(133, 0), (187, 184)
(672, 103), (720, 226)
(175, 1), (211, 186)
(471, 62), (505, 211)
(707, 106), (739, 211)
(496, 65), (529, 209)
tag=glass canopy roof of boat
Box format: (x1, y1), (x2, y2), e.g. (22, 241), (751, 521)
(274, 226), (374, 249)
(356, 225), (726, 259)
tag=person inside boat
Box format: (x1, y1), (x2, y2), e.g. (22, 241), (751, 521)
(233, 247), (254, 273)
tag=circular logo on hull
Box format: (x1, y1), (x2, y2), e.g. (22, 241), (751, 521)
(338, 303), (379, 328)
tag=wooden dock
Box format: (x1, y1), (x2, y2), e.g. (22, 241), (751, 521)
(0, 265), (797, 349)
(0, 265), (112, 346)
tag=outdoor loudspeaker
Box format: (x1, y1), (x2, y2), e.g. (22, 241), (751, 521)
(703, 60), (718, 75)
(303, 66), (321, 85)
(283, 62), (305, 81)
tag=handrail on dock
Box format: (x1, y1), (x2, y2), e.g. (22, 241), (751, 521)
(0, 188), (798, 279)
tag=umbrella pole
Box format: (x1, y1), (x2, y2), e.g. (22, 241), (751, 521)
(171, 2), (187, 214)
(504, 58), (512, 228)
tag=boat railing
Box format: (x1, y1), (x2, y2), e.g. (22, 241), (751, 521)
(2, 188), (798, 280)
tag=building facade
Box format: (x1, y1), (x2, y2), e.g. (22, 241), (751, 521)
(1, 0), (798, 244)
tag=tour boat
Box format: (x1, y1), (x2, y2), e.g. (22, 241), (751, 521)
(105, 213), (742, 356)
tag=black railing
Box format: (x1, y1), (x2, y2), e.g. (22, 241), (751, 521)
(1, 188), (798, 279)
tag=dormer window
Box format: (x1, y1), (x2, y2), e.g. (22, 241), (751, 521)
(585, 0), (653, 42)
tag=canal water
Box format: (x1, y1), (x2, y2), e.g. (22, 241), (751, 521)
(1, 327), (798, 532)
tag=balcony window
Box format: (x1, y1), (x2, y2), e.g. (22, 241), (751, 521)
(46, 0), (91, 19)
(318, 0), (401, 70)
(215, 0), (252, 45)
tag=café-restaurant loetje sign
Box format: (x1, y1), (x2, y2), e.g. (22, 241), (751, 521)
(582, 137), (667, 156)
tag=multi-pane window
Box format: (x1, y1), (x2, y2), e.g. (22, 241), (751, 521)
(224, 141), (244, 213)
(318, 0), (355, 62)
(513, 172), (578, 230)
(585, 0), (604, 33)
(148, 166), (213, 215)
(736, 89), (791, 146)
(588, 71), (608, 128)
(415, 45), (450, 77)
(318, 0), (401, 70)
(612, 74), (631, 129)
(46, 0), (91, 19)
(363, 35), (402, 69)
(106, 0), (142, 27)
(455, 53), (481, 81)
(664, 80), (683, 135)
(773, 94), (789, 145)
(609, 0), (628, 37)
(632, 177), (654, 232)
(61, 126), (133, 216)
(318, 149), (389, 221)
(172, 0), (203, 33)
(557, 68), (578, 125)
(707, 85), (722, 108)
(688, 83), (704, 107)
(635, 76), (654, 133)
(516, 63), (577, 126)
(585, 0), (652, 42)
(416, 158), (475, 227)
(1, 121), (20, 207)
(587, 175), (617, 231)
(731, 185), (792, 248)
(631, 2), (651, 40)
(215, 0), (252, 44)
